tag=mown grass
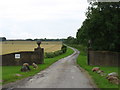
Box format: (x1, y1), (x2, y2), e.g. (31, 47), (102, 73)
(1, 47), (74, 85)
(69, 44), (119, 89)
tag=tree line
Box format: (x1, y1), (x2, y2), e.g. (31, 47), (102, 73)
(1, 37), (65, 42)
(65, 2), (120, 52)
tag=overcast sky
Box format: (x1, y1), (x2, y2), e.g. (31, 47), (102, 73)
(0, 0), (89, 39)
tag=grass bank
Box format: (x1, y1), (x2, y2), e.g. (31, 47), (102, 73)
(69, 44), (119, 89)
(1, 47), (74, 85)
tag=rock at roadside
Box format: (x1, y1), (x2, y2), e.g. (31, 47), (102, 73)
(92, 67), (100, 72)
(106, 75), (120, 85)
(15, 74), (22, 77)
(108, 72), (119, 77)
(21, 63), (31, 72)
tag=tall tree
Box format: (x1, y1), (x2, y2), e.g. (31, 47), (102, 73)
(76, 2), (120, 52)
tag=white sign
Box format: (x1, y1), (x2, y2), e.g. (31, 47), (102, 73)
(15, 54), (20, 59)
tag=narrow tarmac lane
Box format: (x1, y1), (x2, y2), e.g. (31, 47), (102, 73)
(3, 47), (96, 89)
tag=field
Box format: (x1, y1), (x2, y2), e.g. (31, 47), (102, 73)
(0, 41), (62, 55)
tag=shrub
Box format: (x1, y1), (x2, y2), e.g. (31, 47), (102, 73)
(45, 52), (55, 58)
(45, 45), (67, 58)
(54, 50), (63, 56)
(61, 45), (67, 53)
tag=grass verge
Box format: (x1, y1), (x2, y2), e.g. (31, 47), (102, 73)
(69, 44), (119, 89)
(1, 47), (74, 85)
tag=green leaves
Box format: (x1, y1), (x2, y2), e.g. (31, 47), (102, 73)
(76, 2), (120, 52)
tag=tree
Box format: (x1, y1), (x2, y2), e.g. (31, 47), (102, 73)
(76, 2), (120, 52)
(0, 37), (6, 41)
(26, 39), (33, 41)
(64, 36), (77, 44)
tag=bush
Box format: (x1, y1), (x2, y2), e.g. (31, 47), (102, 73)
(45, 52), (55, 58)
(45, 45), (67, 58)
(61, 45), (67, 53)
(54, 50), (63, 56)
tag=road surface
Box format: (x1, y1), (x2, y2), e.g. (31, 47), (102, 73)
(3, 47), (96, 89)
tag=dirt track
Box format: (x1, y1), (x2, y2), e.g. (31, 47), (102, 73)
(2, 47), (96, 89)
